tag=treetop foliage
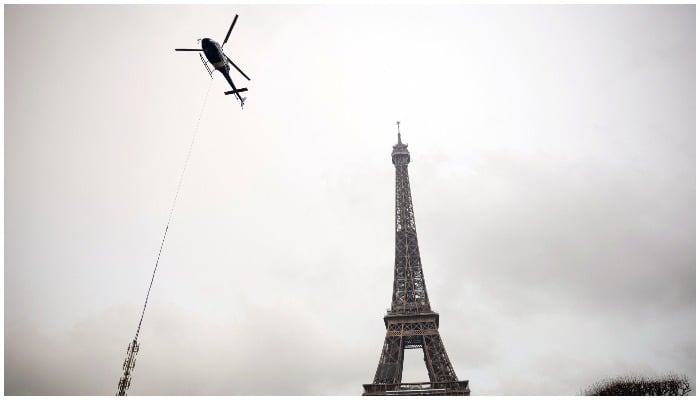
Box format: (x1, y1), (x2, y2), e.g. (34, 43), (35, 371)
(583, 374), (691, 396)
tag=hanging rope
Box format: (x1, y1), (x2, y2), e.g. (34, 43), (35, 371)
(134, 80), (213, 342)
(117, 80), (214, 396)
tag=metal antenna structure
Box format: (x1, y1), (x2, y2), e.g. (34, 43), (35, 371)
(362, 124), (470, 396)
(116, 340), (139, 395)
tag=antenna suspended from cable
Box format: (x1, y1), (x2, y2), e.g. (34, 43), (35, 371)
(116, 80), (214, 396)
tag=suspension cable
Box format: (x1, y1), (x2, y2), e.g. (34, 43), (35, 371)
(134, 80), (213, 342)
(117, 80), (214, 396)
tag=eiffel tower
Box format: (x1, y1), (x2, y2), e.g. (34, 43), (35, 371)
(363, 123), (470, 396)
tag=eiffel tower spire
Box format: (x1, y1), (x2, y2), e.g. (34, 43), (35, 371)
(389, 125), (430, 315)
(363, 125), (470, 396)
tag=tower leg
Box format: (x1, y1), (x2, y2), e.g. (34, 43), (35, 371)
(422, 334), (458, 383)
(373, 335), (404, 384)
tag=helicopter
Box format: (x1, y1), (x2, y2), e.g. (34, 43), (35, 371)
(175, 15), (251, 108)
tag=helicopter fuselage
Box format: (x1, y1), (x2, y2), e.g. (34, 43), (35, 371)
(200, 37), (241, 99)
(201, 38), (228, 71)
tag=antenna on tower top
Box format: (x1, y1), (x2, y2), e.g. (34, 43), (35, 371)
(396, 121), (402, 144)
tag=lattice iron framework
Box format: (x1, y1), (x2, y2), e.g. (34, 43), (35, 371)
(363, 123), (469, 396)
(116, 339), (139, 396)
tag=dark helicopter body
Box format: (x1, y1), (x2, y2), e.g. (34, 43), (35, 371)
(200, 38), (241, 96)
(176, 15), (251, 108)
(201, 38), (226, 67)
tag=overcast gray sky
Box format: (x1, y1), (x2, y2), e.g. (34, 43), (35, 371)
(4, 4), (695, 395)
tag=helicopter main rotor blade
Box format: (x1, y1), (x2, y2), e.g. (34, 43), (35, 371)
(228, 57), (251, 81)
(222, 14), (238, 47)
(175, 48), (202, 51)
